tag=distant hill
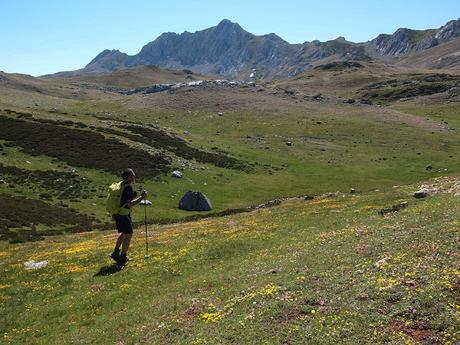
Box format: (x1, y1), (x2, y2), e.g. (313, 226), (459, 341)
(52, 18), (460, 80)
(45, 65), (210, 89)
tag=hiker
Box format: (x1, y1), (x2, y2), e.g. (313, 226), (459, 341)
(109, 168), (147, 265)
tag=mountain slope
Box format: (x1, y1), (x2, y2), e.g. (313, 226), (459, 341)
(397, 37), (460, 71)
(77, 18), (460, 80)
(82, 19), (371, 80)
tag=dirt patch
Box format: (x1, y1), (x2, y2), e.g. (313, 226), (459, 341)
(0, 114), (172, 179)
(383, 320), (440, 344)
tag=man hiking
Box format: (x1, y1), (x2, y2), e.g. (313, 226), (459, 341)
(109, 168), (147, 265)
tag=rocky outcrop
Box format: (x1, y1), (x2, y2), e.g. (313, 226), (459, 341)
(123, 79), (255, 95)
(371, 29), (438, 57)
(435, 19), (460, 41)
(370, 18), (460, 57)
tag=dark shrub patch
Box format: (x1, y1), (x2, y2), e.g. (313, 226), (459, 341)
(16, 112), (33, 119)
(0, 115), (172, 179)
(30, 117), (88, 128)
(0, 193), (96, 242)
(0, 194), (95, 227)
(119, 124), (250, 171)
(39, 193), (52, 200)
(361, 83), (453, 104)
(359, 74), (460, 104)
(315, 61), (364, 71)
(0, 163), (90, 199)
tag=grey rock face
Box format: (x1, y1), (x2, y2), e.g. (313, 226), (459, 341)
(435, 19), (460, 41)
(83, 20), (369, 79)
(370, 18), (460, 57)
(179, 191), (212, 211)
(371, 29), (438, 57)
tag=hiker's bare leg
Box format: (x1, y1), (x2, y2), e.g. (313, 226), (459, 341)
(121, 234), (132, 254)
(115, 233), (125, 249)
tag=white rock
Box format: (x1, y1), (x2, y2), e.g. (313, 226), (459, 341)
(24, 260), (48, 270)
(172, 170), (183, 178)
(375, 257), (388, 267)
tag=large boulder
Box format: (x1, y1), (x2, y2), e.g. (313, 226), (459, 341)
(179, 191), (212, 211)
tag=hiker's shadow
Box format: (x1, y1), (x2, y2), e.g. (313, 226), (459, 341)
(94, 263), (123, 277)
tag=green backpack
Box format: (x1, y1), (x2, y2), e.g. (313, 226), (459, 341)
(106, 181), (130, 216)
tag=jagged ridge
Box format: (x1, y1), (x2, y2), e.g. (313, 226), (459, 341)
(79, 18), (460, 79)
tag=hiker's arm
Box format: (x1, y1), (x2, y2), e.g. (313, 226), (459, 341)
(126, 191), (148, 207)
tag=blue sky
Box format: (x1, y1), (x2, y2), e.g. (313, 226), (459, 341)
(1, 0), (459, 76)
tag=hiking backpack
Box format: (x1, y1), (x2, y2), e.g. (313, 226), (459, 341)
(106, 181), (130, 215)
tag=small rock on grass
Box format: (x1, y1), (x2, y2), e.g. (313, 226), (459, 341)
(413, 188), (430, 199)
(172, 170), (183, 178)
(379, 201), (408, 216)
(24, 260), (48, 270)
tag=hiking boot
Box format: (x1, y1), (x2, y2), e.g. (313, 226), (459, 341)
(118, 253), (128, 266)
(110, 248), (120, 262)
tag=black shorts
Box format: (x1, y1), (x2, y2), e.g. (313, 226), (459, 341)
(113, 214), (134, 234)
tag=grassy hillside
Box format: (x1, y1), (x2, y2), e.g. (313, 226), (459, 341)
(47, 65), (212, 89)
(1, 64), (460, 242)
(0, 176), (458, 344)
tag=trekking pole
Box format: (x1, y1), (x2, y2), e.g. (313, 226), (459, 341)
(144, 197), (149, 258)
(140, 197), (152, 259)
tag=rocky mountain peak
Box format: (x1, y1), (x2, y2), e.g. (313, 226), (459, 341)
(84, 49), (129, 72)
(435, 18), (460, 41)
(216, 19), (241, 30)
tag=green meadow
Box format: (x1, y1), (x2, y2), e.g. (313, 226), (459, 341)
(0, 176), (458, 344)
(1, 70), (460, 242)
